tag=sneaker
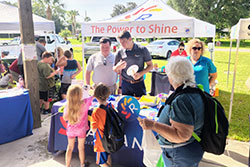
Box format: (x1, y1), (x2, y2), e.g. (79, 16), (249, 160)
(42, 109), (50, 115)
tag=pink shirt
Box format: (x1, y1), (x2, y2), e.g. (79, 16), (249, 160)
(63, 97), (92, 138)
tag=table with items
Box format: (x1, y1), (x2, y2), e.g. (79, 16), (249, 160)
(0, 89), (33, 144)
(48, 94), (165, 166)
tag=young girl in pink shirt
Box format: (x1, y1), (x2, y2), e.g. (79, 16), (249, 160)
(63, 85), (92, 167)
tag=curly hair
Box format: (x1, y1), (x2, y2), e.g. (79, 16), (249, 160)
(166, 56), (196, 87)
(186, 39), (205, 56)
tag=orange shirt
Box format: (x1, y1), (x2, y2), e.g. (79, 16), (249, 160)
(91, 107), (107, 152)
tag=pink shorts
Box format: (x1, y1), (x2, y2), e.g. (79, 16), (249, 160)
(67, 129), (87, 139)
(67, 133), (86, 139)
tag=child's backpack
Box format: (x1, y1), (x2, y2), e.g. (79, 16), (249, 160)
(158, 85), (229, 155)
(98, 103), (125, 153)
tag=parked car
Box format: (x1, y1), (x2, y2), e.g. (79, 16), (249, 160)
(146, 39), (180, 59)
(1, 37), (20, 46)
(35, 34), (73, 54)
(0, 34), (73, 64)
(84, 36), (119, 63)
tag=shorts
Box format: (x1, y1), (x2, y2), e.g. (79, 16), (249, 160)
(60, 83), (71, 95)
(96, 152), (109, 165)
(39, 91), (48, 101)
(67, 133), (87, 139)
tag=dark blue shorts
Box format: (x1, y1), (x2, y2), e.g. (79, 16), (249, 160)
(96, 152), (109, 165)
(121, 80), (146, 97)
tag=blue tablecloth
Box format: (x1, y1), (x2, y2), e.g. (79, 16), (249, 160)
(48, 99), (158, 166)
(0, 91), (33, 144)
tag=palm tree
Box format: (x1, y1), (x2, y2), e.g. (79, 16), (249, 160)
(67, 10), (79, 35)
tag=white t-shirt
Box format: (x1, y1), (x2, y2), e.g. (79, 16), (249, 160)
(86, 52), (117, 86)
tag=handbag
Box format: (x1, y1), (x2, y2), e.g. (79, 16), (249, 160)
(141, 130), (162, 167)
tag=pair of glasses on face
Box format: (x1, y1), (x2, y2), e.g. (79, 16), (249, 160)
(103, 58), (107, 66)
(192, 47), (202, 51)
(179, 48), (184, 51)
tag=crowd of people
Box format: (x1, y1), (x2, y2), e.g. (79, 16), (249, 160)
(0, 30), (218, 167)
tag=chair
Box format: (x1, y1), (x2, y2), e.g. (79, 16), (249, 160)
(149, 72), (173, 96)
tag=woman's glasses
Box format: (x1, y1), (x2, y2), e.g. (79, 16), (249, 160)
(192, 47), (202, 51)
(103, 58), (107, 66)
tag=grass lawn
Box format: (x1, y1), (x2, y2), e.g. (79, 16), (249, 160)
(73, 46), (250, 141)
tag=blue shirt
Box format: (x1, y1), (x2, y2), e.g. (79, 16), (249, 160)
(158, 93), (204, 145)
(62, 59), (78, 84)
(187, 56), (217, 93)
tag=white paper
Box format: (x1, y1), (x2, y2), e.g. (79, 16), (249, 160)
(22, 44), (37, 60)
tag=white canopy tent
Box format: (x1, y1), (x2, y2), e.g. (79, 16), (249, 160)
(81, 0), (216, 79)
(227, 18), (250, 122)
(0, 3), (55, 33)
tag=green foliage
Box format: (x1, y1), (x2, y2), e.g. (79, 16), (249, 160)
(1, 1), (18, 7)
(167, 0), (250, 30)
(84, 16), (91, 22)
(32, 0), (66, 33)
(111, 2), (137, 17)
(67, 10), (79, 35)
(59, 29), (71, 38)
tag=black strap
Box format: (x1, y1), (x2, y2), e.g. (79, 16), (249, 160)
(99, 104), (106, 110)
(157, 84), (204, 117)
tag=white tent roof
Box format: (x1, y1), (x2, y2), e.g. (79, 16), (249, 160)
(0, 3), (55, 33)
(230, 18), (250, 39)
(82, 0), (215, 38)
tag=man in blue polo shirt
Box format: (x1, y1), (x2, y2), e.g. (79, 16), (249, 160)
(113, 30), (153, 97)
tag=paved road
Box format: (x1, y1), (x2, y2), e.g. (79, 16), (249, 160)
(0, 114), (248, 167)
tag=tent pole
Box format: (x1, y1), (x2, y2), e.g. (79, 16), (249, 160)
(81, 24), (85, 81)
(228, 38), (240, 123)
(212, 36), (215, 62)
(227, 39), (233, 87)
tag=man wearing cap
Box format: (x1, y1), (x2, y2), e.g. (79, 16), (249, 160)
(113, 30), (153, 97)
(85, 37), (117, 94)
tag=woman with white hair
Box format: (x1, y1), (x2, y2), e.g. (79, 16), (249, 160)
(139, 56), (205, 167)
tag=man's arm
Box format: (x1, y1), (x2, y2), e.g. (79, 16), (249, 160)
(113, 60), (127, 74)
(71, 61), (82, 79)
(46, 70), (59, 79)
(85, 70), (92, 85)
(133, 60), (153, 80)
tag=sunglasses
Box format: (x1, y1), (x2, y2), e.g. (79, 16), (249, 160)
(179, 48), (184, 51)
(103, 58), (107, 66)
(192, 47), (202, 51)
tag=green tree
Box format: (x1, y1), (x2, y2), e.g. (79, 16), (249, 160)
(111, 2), (137, 17)
(1, 1), (18, 7)
(67, 10), (79, 35)
(59, 29), (71, 38)
(84, 16), (91, 22)
(167, 0), (250, 30)
(32, 0), (66, 33)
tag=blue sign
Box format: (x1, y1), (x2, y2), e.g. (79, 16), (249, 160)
(117, 96), (140, 122)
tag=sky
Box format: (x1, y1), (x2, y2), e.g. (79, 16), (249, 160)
(6, 0), (147, 21)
